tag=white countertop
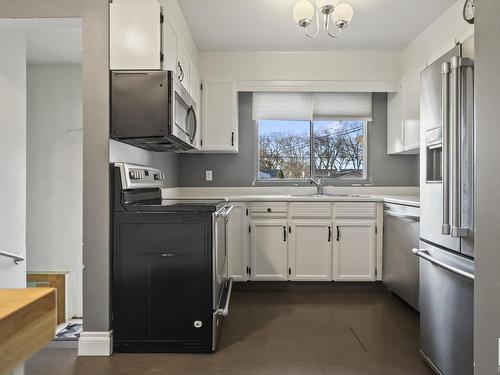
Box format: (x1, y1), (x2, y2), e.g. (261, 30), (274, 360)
(162, 187), (420, 206)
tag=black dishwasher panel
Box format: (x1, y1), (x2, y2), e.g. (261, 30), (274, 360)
(113, 212), (213, 352)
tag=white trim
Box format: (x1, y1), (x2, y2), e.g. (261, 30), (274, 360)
(237, 80), (399, 93)
(456, 29), (474, 44)
(426, 39), (457, 68)
(77, 331), (113, 356)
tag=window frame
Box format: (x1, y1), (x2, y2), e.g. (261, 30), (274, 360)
(253, 120), (369, 184)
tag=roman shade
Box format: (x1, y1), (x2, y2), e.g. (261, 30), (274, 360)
(252, 92), (372, 122)
(252, 92), (312, 121)
(312, 92), (372, 121)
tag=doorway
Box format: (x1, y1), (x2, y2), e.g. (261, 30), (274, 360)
(0, 17), (83, 342)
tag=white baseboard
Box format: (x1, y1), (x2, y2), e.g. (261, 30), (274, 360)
(77, 331), (113, 356)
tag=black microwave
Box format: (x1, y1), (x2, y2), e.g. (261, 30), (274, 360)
(111, 70), (197, 152)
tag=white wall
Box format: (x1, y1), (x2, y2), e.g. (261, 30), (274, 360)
(0, 31), (27, 288)
(474, 0), (500, 372)
(400, 0), (473, 77)
(198, 1), (473, 89)
(200, 50), (401, 92)
(26, 64), (83, 317)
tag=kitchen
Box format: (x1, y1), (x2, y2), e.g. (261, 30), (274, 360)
(1, 0), (499, 374)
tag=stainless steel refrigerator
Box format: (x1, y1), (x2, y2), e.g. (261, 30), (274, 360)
(413, 36), (475, 375)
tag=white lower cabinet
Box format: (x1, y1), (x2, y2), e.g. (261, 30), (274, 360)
(250, 220), (288, 281)
(333, 220), (377, 281)
(233, 201), (380, 283)
(288, 221), (333, 281)
(226, 203), (249, 281)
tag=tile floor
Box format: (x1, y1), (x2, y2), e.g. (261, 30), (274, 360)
(26, 289), (434, 375)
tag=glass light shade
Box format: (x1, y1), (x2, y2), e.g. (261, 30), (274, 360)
(333, 3), (354, 24)
(293, 0), (315, 23)
(317, 0), (340, 9)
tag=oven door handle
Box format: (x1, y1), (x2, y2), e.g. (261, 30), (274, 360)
(216, 278), (233, 317)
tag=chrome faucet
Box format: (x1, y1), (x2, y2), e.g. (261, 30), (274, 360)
(307, 177), (324, 195)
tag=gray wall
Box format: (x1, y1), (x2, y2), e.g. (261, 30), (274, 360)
(178, 92), (419, 187)
(179, 92), (255, 187)
(0, 0), (110, 332)
(474, 0), (500, 373)
(110, 140), (179, 188)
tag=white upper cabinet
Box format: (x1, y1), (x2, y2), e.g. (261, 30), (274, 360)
(387, 68), (422, 154)
(288, 221), (333, 281)
(176, 42), (190, 92)
(110, 0), (162, 70)
(201, 80), (238, 152)
(162, 19), (177, 72)
(387, 91), (403, 154)
(401, 70), (421, 151)
(189, 62), (202, 149)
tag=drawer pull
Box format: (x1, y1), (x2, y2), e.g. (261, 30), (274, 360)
(267, 208), (272, 213)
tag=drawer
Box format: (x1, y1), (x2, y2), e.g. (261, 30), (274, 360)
(290, 202), (332, 219)
(334, 202), (377, 219)
(250, 202), (288, 218)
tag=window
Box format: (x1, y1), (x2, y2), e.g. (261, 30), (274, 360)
(257, 119), (367, 181)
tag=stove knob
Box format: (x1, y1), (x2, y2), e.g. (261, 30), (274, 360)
(154, 173), (164, 181)
(129, 170), (142, 180)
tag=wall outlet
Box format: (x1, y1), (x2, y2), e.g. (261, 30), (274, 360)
(205, 170), (213, 181)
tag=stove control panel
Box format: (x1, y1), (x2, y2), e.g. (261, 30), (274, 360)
(115, 163), (165, 189)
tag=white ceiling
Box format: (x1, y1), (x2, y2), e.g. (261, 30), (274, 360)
(0, 18), (82, 64)
(178, 0), (458, 51)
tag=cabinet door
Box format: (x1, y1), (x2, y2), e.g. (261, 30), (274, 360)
(227, 203), (249, 281)
(401, 70), (421, 151)
(289, 221), (333, 281)
(250, 220), (288, 281)
(189, 62), (202, 150)
(162, 19), (177, 71)
(110, 0), (162, 70)
(387, 90), (403, 155)
(177, 42), (190, 92)
(201, 80), (238, 152)
(333, 220), (376, 281)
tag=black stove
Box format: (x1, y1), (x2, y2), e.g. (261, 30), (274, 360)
(111, 163), (233, 353)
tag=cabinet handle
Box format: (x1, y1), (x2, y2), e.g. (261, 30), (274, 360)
(267, 208), (272, 213)
(283, 226), (286, 242)
(231, 132), (235, 146)
(328, 226), (331, 242)
(336, 226), (340, 241)
(177, 62), (184, 82)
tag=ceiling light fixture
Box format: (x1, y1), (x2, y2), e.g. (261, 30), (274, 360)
(292, 0), (353, 39)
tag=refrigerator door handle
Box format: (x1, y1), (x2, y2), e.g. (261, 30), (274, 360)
(441, 62), (451, 235)
(450, 56), (474, 238)
(412, 248), (474, 280)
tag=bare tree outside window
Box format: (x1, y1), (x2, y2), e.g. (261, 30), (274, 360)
(258, 120), (366, 180)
